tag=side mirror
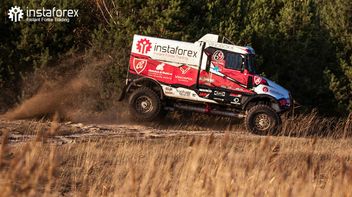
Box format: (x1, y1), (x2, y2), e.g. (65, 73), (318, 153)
(241, 57), (245, 73)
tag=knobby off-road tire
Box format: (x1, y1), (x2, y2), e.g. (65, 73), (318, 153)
(245, 105), (282, 135)
(128, 87), (162, 121)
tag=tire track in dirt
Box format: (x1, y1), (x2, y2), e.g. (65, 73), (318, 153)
(0, 120), (248, 145)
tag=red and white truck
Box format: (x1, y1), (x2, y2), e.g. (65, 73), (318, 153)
(118, 34), (292, 135)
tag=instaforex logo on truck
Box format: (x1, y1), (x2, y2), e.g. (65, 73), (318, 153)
(154, 44), (198, 58)
(132, 35), (203, 66)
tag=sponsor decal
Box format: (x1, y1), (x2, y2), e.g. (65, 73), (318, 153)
(8, 6), (78, 23)
(199, 77), (214, 83)
(163, 86), (173, 95)
(133, 58), (147, 74)
(231, 97), (241, 105)
(214, 91), (226, 97)
(262, 87), (269, 93)
(154, 44), (198, 58)
(165, 91), (173, 95)
(211, 50), (225, 67)
(177, 89), (191, 97)
(175, 75), (192, 81)
(144, 62), (172, 78)
(199, 92), (209, 98)
(133, 35), (203, 66)
(179, 66), (191, 74)
(136, 38), (152, 54)
(199, 89), (212, 93)
(212, 50), (224, 61)
(210, 65), (225, 77)
(214, 98), (224, 101)
(156, 63), (165, 71)
(212, 66), (220, 72)
(230, 93), (242, 97)
(148, 69), (172, 76)
(160, 85), (217, 104)
(254, 76), (262, 85)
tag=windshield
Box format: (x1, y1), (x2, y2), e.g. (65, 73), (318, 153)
(246, 55), (256, 74)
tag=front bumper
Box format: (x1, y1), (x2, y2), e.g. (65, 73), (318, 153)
(278, 93), (293, 113)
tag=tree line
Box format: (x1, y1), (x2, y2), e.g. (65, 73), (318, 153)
(0, 0), (351, 116)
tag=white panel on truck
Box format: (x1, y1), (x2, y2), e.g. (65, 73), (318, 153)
(131, 35), (203, 66)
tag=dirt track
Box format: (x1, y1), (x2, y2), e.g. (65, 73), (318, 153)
(0, 119), (249, 145)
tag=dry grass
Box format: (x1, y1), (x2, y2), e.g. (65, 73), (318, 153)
(281, 111), (352, 138)
(148, 111), (352, 138)
(0, 115), (352, 197)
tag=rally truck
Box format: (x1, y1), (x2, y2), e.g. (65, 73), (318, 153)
(118, 34), (292, 135)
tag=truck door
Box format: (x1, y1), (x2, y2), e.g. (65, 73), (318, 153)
(199, 47), (252, 94)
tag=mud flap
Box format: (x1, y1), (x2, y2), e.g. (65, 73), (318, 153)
(117, 84), (128, 101)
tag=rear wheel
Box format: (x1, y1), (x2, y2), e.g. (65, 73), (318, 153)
(128, 87), (162, 121)
(245, 105), (281, 135)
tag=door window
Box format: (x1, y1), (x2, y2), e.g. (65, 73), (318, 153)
(225, 52), (243, 71)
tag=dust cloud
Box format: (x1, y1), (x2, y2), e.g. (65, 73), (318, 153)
(2, 78), (90, 120)
(0, 57), (126, 123)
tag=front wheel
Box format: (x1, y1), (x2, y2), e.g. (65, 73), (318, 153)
(245, 105), (282, 135)
(128, 87), (162, 121)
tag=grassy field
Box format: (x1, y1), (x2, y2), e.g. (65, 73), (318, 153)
(0, 123), (352, 197)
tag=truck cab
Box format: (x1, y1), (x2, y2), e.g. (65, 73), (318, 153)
(196, 34), (291, 113)
(119, 34), (292, 135)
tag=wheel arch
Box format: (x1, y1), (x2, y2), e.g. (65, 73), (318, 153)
(127, 77), (164, 100)
(243, 95), (279, 111)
